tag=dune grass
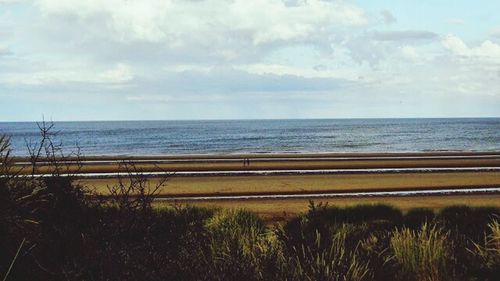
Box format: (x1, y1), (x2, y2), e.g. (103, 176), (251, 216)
(389, 223), (452, 281)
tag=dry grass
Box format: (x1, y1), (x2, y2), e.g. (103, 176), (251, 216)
(389, 223), (452, 281)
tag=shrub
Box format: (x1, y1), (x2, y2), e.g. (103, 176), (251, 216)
(438, 205), (500, 242)
(305, 202), (403, 225)
(404, 208), (435, 229)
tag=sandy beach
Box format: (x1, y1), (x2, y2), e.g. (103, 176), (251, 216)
(79, 172), (500, 196)
(13, 152), (500, 221)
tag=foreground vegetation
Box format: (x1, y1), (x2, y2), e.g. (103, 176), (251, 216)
(1, 129), (500, 281)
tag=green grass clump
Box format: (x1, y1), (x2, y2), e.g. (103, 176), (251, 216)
(283, 224), (372, 281)
(389, 223), (453, 281)
(204, 209), (282, 281)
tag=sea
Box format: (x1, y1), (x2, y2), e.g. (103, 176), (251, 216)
(0, 118), (499, 156)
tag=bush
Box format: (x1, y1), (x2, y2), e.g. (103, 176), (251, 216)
(438, 205), (500, 242)
(404, 208), (435, 229)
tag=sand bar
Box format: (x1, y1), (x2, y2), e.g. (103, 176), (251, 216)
(10, 152), (500, 175)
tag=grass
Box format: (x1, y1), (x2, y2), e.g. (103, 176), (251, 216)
(469, 220), (500, 277)
(389, 223), (452, 281)
(283, 226), (372, 281)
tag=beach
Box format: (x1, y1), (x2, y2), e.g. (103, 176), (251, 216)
(12, 151), (500, 174)
(12, 151), (500, 221)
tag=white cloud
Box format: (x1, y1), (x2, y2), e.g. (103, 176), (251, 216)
(36, 0), (367, 46)
(441, 35), (469, 56)
(372, 30), (437, 41)
(442, 34), (500, 59)
(99, 63), (134, 83)
(164, 64), (214, 74)
(234, 63), (363, 81)
(0, 62), (134, 86)
(399, 45), (419, 61)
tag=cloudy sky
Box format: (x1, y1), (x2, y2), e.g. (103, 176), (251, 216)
(1, 0), (500, 121)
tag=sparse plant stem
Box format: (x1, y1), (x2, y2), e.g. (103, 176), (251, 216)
(2, 238), (26, 281)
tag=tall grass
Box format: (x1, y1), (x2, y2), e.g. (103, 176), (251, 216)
(468, 219), (500, 280)
(283, 225), (372, 281)
(204, 209), (282, 281)
(389, 223), (453, 281)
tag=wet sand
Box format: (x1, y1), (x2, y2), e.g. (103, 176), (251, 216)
(12, 152), (500, 175)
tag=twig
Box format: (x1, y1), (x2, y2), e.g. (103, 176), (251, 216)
(2, 238), (26, 281)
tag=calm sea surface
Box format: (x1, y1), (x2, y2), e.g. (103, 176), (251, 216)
(1, 119), (499, 156)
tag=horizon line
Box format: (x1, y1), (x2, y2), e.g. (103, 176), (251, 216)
(1, 116), (500, 123)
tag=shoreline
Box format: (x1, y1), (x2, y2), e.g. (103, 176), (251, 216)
(11, 150), (500, 161)
(10, 151), (500, 176)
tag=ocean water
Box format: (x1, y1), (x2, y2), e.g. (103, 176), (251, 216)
(0, 118), (499, 156)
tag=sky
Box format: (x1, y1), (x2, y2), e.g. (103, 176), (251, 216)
(0, 0), (500, 121)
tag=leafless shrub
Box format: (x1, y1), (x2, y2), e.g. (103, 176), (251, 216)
(0, 135), (13, 180)
(24, 119), (83, 177)
(105, 161), (169, 212)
